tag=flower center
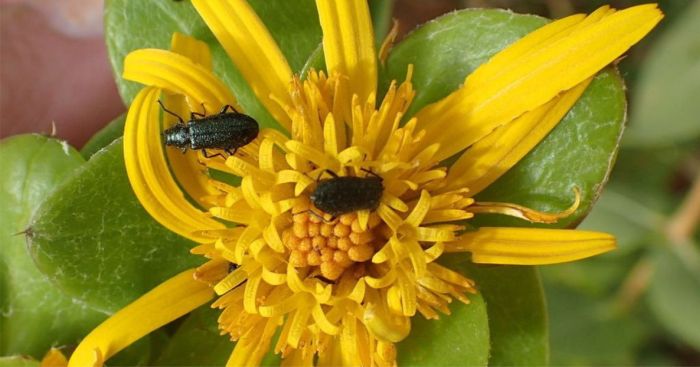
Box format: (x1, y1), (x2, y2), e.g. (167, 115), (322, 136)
(283, 200), (384, 280)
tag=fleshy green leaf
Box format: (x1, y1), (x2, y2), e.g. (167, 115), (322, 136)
(625, 1), (700, 147)
(648, 242), (700, 349)
(467, 264), (548, 366)
(80, 114), (126, 158)
(28, 139), (201, 313)
(383, 9), (547, 117)
(154, 306), (232, 366)
(0, 135), (104, 358)
(104, 0), (321, 130)
(154, 304), (283, 366)
(398, 282), (489, 366)
(471, 68), (625, 229)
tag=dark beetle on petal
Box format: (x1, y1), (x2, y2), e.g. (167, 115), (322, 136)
(310, 170), (384, 217)
(159, 100), (259, 159)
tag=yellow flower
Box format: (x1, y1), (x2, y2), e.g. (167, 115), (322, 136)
(68, 1), (662, 366)
(41, 348), (68, 367)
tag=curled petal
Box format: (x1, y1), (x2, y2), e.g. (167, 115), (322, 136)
(363, 289), (411, 343)
(123, 49), (237, 110)
(123, 87), (225, 242)
(470, 187), (582, 224)
(68, 269), (214, 367)
(161, 33), (221, 208)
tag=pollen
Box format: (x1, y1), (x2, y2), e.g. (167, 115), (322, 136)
(284, 201), (384, 280)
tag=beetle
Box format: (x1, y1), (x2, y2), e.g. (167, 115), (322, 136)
(310, 170), (384, 217)
(159, 100), (259, 158)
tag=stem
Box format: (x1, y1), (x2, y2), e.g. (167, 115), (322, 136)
(613, 257), (654, 314)
(666, 172), (700, 244)
(545, 0), (574, 18)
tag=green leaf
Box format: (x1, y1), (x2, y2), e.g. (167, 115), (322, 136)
(398, 279), (489, 366)
(80, 114), (126, 158)
(28, 139), (201, 313)
(625, 1), (700, 147)
(369, 0), (394, 45)
(154, 304), (283, 366)
(154, 306), (232, 366)
(545, 283), (649, 365)
(246, 1), (322, 72)
(467, 264), (548, 366)
(648, 242), (700, 349)
(383, 9), (547, 117)
(0, 356), (39, 367)
(0, 135), (104, 358)
(104, 0), (321, 131)
(472, 68), (625, 229)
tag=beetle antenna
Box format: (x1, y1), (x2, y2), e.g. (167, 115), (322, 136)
(296, 209), (335, 224)
(157, 100), (185, 124)
(360, 167), (381, 179)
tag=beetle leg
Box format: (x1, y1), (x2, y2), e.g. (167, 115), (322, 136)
(361, 167), (380, 178)
(225, 148), (237, 156)
(298, 209), (335, 224)
(220, 105), (238, 114)
(157, 100), (185, 124)
(324, 169), (339, 178)
(190, 111), (206, 120)
(202, 149), (225, 159)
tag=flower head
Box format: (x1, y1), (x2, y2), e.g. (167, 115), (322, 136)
(67, 1), (662, 366)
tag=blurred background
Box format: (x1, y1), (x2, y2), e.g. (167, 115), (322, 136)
(1, 0), (699, 365)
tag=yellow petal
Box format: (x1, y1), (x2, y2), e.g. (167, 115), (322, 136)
(171, 31), (212, 69)
(416, 4), (663, 161)
(444, 77), (592, 194)
(68, 269), (214, 367)
(162, 32), (221, 207)
(123, 49), (237, 111)
(123, 87), (225, 242)
(160, 94), (219, 209)
(316, 0), (377, 103)
(379, 19), (399, 65)
(448, 227), (615, 265)
(41, 348), (68, 367)
(363, 289), (411, 343)
(140, 33), (227, 210)
(191, 0), (293, 129)
(227, 317), (280, 367)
